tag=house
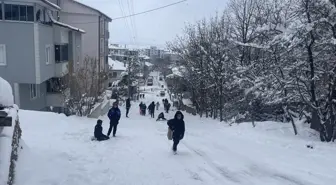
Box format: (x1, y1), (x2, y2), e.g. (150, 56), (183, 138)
(53, 0), (112, 74)
(109, 44), (129, 63)
(0, 0), (84, 112)
(107, 58), (127, 88)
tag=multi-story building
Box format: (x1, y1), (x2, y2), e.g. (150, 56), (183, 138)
(0, 0), (84, 112)
(109, 44), (129, 63)
(53, 0), (112, 73)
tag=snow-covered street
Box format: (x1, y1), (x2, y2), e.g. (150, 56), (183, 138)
(15, 72), (336, 185)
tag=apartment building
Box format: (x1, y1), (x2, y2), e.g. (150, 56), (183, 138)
(0, 0), (84, 112)
(53, 0), (112, 73)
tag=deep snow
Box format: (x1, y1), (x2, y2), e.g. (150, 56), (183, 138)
(15, 72), (336, 185)
(0, 77), (16, 185)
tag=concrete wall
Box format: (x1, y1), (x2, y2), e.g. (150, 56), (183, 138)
(19, 82), (47, 111)
(62, 13), (98, 60)
(69, 31), (82, 72)
(38, 24), (56, 82)
(0, 22), (36, 84)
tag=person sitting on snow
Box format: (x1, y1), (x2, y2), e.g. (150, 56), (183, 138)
(94, 119), (110, 141)
(156, 112), (166, 121)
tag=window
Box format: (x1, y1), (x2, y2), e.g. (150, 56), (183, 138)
(46, 45), (51, 64)
(0, 45), (6, 66)
(100, 38), (104, 53)
(27, 6), (33, 21)
(30, 84), (37, 99)
(4, 4), (34, 21)
(55, 44), (69, 63)
(47, 78), (66, 93)
(112, 72), (117, 78)
(61, 44), (68, 61)
(19, 6), (26, 21)
(0, 4), (2, 20)
(11, 5), (19, 20)
(100, 19), (104, 35)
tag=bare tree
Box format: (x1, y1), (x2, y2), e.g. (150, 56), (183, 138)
(60, 56), (103, 116)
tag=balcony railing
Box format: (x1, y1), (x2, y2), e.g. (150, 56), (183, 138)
(55, 62), (69, 77)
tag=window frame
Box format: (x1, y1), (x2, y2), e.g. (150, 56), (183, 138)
(30, 84), (37, 99)
(4, 4), (34, 22)
(0, 3), (3, 20)
(100, 38), (104, 54)
(45, 45), (51, 64)
(0, 44), (7, 66)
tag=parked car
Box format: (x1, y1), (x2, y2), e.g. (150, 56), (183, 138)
(147, 78), (153, 86)
(160, 90), (165, 96)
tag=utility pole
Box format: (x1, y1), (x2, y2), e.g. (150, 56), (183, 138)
(127, 54), (131, 99)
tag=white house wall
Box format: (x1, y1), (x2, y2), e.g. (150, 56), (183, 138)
(61, 0), (99, 16)
(61, 12), (99, 60)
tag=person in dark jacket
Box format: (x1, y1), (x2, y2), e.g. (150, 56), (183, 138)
(143, 104), (147, 115)
(126, 98), (131, 118)
(156, 112), (166, 121)
(167, 111), (185, 152)
(140, 103), (147, 115)
(107, 102), (121, 137)
(156, 102), (160, 110)
(139, 102), (143, 115)
(148, 101), (155, 118)
(94, 119), (110, 141)
(165, 102), (171, 113)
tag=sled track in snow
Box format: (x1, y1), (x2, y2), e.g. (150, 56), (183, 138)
(182, 142), (318, 185)
(182, 142), (241, 184)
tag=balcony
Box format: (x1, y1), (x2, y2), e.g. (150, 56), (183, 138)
(46, 77), (70, 107)
(55, 62), (68, 77)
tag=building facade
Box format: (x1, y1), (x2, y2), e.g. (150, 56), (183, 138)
(0, 0), (84, 112)
(54, 0), (112, 73)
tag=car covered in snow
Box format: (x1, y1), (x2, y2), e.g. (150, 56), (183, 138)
(160, 90), (165, 96)
(147, 77), (153, 86)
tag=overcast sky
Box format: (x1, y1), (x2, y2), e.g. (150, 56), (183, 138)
(79, 0), (228, 48)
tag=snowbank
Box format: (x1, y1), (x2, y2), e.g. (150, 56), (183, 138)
(0, 77), (14, 107)
(145, 62), (153, 66)
(0, 107), (19, 185)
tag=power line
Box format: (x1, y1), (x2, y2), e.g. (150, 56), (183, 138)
(118, 0), (134, 42)
(66, 0), (187, 24)
(113, 0), (187, 20)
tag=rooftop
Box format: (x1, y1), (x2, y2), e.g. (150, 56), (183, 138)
(108, 58), (127, 71)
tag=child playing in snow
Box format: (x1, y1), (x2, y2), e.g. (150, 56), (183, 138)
(94, 119), (110, 141)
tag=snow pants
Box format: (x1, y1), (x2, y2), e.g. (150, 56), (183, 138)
(108, 121), (118, 136)
(97, 134), (110, 141)
(126, 107), (130, 117)
(172, 138), (180, 151)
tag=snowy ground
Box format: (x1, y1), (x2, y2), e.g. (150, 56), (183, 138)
(15, 72), (336, 185)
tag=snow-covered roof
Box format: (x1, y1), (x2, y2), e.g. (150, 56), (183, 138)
(145, 62), (153, 67)
(108, 58), (127, 71)
(139, 55), (150, 60)
(47, 11), (85, 33)
(41, 0), (61, 10)
(171, 67), (185, 77)
(0, 77), (14, 107)
(110, 44), (128, 50)
(136, 73), (144, 77)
